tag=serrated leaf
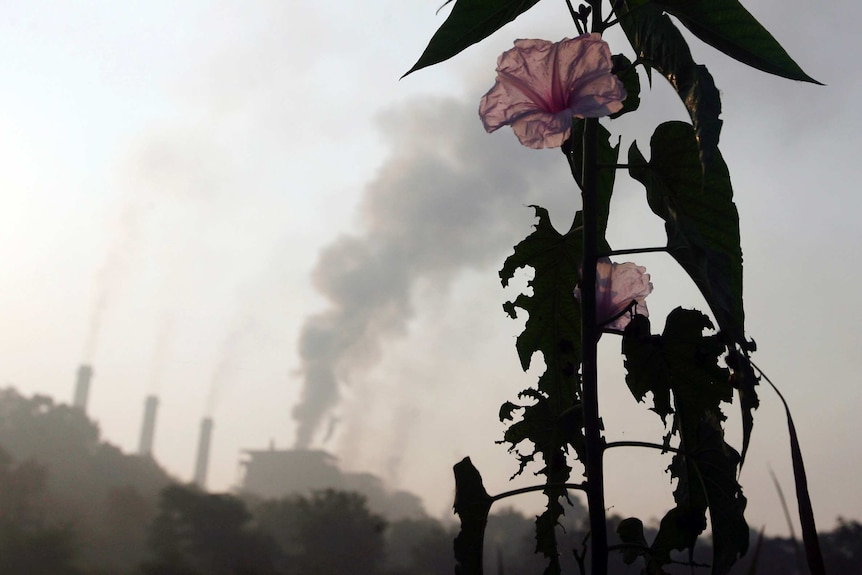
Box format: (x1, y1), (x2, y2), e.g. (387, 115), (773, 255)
(499, 206), (584, 574)
(500, 206), (582, 376)
(655, 0), (820, 84)
(616, 0), (722, 165)
(610, 54), (642, 119)
(499, 401), (519, 422)
(629, 121), (745, 348)
(453, 457), (493, 575)
(535, 499), (564, 574)
(403, 0), (542, 77)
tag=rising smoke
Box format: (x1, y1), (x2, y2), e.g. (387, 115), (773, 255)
(292, 96), (576, 448)
(81, 204), (146, 363)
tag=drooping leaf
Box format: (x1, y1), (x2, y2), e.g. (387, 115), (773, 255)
(621, 315), (673, 422)
(675, 417), (749, 575)
(622, 309), (748, 574)
(654, 0), (820, 84)
(562, 120), (620, 253)
(453, 457), (493, 575)
(758, 366), (826, 575)
(610, 54), (642, 119)
(727, 349), (760, 468)
(628, 121), (746, 349)
(403, 0), (542, 77)
(616, 0), (722, 165)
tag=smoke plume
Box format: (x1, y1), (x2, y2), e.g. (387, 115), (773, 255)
(81, 204), (145, 362)
(292, 96), (573, 448)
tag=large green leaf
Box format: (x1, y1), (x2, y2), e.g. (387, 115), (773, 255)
(616, 0), (722, 165)
(403, 0), (542, 77)
(655, 0), (820, 84)
(628, 121), (745, 349)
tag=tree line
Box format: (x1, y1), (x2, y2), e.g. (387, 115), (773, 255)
(0, 386), (858, 574)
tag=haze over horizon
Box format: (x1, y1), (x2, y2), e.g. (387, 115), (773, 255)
(1, 0), (860, 536)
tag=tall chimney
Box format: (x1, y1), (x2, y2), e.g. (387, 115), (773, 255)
(138, 395), (159, 456)
(193, 417), (214, 488)
(73, 364), (93, 412)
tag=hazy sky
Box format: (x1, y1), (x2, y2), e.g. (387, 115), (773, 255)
(1, 0), (860, 537)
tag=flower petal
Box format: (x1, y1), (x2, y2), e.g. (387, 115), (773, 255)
(479, 35), (626, 149)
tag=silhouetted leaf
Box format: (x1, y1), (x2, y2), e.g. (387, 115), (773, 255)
(453, 457), (493, 575)
(499, 206), (586, 572)
(654, 0), (820, 84)
(500, 206), (582, 385)
(535, 499), (564, 575)
(622, 315), (673, 422)
(616, 518), (649, 565)
(610, 54), (642, 119)
(499, 401), (519, 422)
(651, 505), (706, 568)
(623, 309), (748, 574)
(760, 369), (826, 575)
(404, 0), (542, 77)
(616, 0), (722, 165)
(629, 121), (745, 348)
(562, 120), (620, 253)
(728, 349), (760, 468)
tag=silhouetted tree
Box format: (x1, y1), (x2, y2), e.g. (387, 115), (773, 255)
(0, 386), (175, 572)
(385, 518), (455, 575)
(254, 489), (386, 575)
(0, 447), (80, 575)
(822, 518), (862, 574)
(142, 484), (281, 575)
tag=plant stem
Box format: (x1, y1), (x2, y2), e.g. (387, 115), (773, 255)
(601, 246), (667, 257)
(604, 440), (683, 454)
(491, 482), (586, 502)
(580, 113), (608, 575)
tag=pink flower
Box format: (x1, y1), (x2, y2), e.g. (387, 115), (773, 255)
(575, 259), (653, 331)
(479, 34), (626, 149)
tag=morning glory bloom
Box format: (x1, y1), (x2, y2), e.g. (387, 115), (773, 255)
(479, 34), (626, 149)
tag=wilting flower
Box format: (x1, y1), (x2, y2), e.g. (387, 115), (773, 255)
(575, 259), (653, 331)
(479, 34), (626, 149)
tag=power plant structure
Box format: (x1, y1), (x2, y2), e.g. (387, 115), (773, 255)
(67, 361), (224, 492)
(137, 395), (159, 456)
(72, 364), (93, 413)
(193, 417), (214, 487)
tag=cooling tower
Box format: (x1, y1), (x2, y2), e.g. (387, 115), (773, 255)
(73, 364), (93, 412)
(193, 417), (214, 487)
(137, 395), (159, 456)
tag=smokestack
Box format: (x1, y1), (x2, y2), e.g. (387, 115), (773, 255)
(138, 395), (159, 456)
(193, 417), (214, 488)
(73, 364), (93, 412)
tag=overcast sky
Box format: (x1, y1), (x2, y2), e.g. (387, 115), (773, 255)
(1, 0), (859, 537)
